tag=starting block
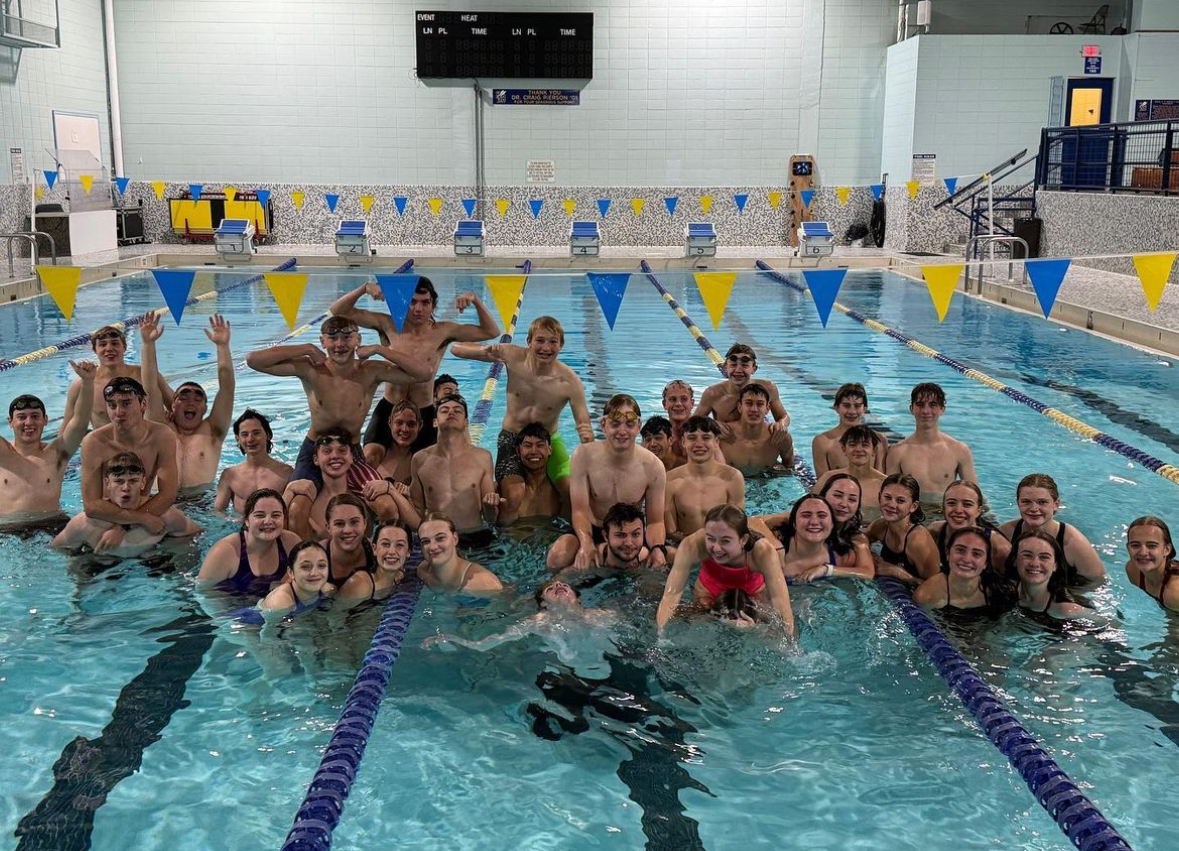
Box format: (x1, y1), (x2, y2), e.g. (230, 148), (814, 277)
(685, 222), (718, 257)
(454, 220), (484, 256)
(213, 218), (256, 261)
(797, 221), (835, 258)
(335, 219), (373, 261)
(570, 220), (600, 257)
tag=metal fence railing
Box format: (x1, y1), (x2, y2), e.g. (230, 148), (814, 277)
(1038, 119), (1179, 194)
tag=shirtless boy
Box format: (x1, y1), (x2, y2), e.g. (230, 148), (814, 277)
(886, 383), (978, 499)
(139, 312), (235, 488)
(593, 502), (655, 569)
(811, 383), (886, 476)
(53, 452), (199, 556)
(666, 416), (746, 542)
(329, 277), (499, 454)
(452, 316), (594, 506)
(546, 394), (668, 571)
(283, 430), (399, 538)
(694, 344), (790, 432)
(662, 380), (695, 465)
(496, 423), (564, 525)
(640, 416), (678, 470)
(214, 409), (293, 512)
(812, 425), (887, 510)
(1, 361), (95, 522)
(719, 384), (795, 476)
(62, 324), (173, 431)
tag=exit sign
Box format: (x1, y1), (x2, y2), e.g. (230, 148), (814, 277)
(1082, 44), (1101, 57)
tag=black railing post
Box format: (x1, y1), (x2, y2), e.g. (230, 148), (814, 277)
(1163, 121), (1175, 193)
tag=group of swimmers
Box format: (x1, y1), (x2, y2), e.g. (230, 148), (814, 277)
(2, 276), (1177, 631)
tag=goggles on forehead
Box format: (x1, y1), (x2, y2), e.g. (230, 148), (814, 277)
(103, 380), (145, 400)
(605, 411), (641, 425)
(106, 464), (145, 477)
(314, 435), (348, 448)
(726, 355), (755, 367)
(9, 396), (45, 414)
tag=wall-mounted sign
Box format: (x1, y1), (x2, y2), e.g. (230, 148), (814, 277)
(493, 88), (580, 106)
(1135, 99), (1179, 121)
(911, 152), (937, 184)
(1083, 56), (1102, 75)
(9, 147), (24, 182)
(1082, 44), (1101, 57)
(527, 160), (556, 183)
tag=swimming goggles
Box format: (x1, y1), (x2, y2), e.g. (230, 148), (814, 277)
(106, 464), (145, 476)
(605, 411), (641, 425)
(103, 379), (146, 400)
(9, 395), (45, 414)
(726, 355), (756, 367)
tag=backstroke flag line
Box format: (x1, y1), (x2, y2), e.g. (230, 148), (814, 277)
(801, 268), (848, 328)
(1132, 252), (1176, 311)
(921, 264), (964, 322)
(264, 272), (310, 330)
(37, 266), (82, 321)
(375, 274), (420, 333)
(486, 275), (527, 331)
(694, 272), (737, 330)
(150, 269), (197, 325)
(587, 273), (630, 330)
(1025, 258), (1071, 318)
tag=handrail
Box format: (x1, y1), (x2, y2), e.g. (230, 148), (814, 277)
(934, 148), (1030, 210)
(18, 230), (57, 266)
(3, 233), (37, 278)
(965, 235), (1029, 292)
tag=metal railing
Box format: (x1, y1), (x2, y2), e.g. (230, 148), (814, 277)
(1038, 118), (1179, 194)
(3, 230), (57, 277)
(965, 235), (1029, 292)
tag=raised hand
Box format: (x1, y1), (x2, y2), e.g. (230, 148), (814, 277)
(366, 281), (384, 300)
(69, 360), (97, 382)
(204, 314), (231, 346)
(355, 344), (379, 361)
(455, 292), (479, 312)
(139, 312), (164, 343)
(303, 345), (327, 366)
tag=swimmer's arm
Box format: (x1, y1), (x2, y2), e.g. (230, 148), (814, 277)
(425, 620), (533, 652)
(365, 346), (433, 384)
(811, 434), (830, 478)
(663, 489), (680, 541)
(885, 444), (904, 476)
(328, 282), (390, 330)
(403, 459), (426, 527)
(139, 321), (169, 423)
(776, 429), (795, 470)
(1067, 529), (1108, 581)
(213, 469), (234, 513)
(990, 534), (1011, 574)
(61, 379), (81, 434)
(912, 575), (946, 608)
(756, 540), (796, 637)
(767, 383), (791, 430)
(163, 508), (201, 537)
(56, 364), (96, 457)
(657, 534), (700, 631)
(874, 435), (888, 471)
(567, 374), (594, 443)
(1161, 581), (1179, 613)
(451, 342), (519, 363)
(643, 461), (668, 563)
(50, 514), (90, 549)
(206, 319), (236, 441)
(691, 386), (717, 418)
(956, 443), (979, 485)
(197, 537), (237, 582)
(133, 429), (180, 519)
(259, 584), (298, 614)
(246, 345), (319, 377)
(835, 537), (876, 580)
(568, 449), (596, 561)
(727, 471), (746, 511)
(479, 454), (500, 524)
(908, 527), (942, 580)
(447, 293), (501, 341)
(750, 513), (787, 554)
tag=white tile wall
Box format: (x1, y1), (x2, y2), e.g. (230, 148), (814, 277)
(879, 37), (918, 180)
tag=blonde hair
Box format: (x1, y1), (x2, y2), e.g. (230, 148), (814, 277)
(527, 316), (565, 347)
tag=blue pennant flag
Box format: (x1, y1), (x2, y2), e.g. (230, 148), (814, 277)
(255, 189), (271, 207)
(801, 268), (848, 328)
(325, 193), (339, 212)
(734, 193), (749, 213)
(114, 176), (130, 195)
(393, 196), (408, 216)
(1025, 258), (1070, 319)
(151, 269), (197, 325)
(461, 198), (477, 218)
(870, 184), (884, 202)
(189, 184), (203, 202)
(800, 189), (815, 208)
(597, 199), (611, 218)
(587, 273), (630, 330)
(529, 199), (544, 218)
(43, 169), (58, 190)
(375, 274), (420, 333)
(944, 177), (958, 195)
(664, 197), (679, 215)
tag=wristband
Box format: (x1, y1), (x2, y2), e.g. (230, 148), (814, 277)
(825, 564), (834, 578)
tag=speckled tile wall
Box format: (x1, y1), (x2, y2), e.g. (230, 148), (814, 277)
(0, 184), (30, 235)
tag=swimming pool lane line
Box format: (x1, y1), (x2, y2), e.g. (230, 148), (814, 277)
(280, 260), (531, 851)
(756, 261), (1179, 489)
(0, 258), (299, 373)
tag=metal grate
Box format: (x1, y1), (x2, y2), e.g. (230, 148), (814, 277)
(1039, 119), (1179, 195)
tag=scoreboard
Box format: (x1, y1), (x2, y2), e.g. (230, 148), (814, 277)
(415, 11), (593, 79)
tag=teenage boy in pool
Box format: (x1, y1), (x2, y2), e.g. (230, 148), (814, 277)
(1, 361), (96, 522)
(496, 423), (565, 525)
(245, 315), (431, 531)
(53, 452), (200, 556)
(546, 394), (668, 572)
(329, 277), (499, 452)
(886, 382), (978, 500)
(594, 502), (656, 569)
(213, 409), (293, 513)
(811, 382), (887, 476)
(719, 385), (795, 476)
(812, 425), (887, 511)
(640, 416), (678, 470)
(666, 416), (745, 543)
(79, 378), (180, 547)
(61, 324), (174, 431)
(138, 312), (235, 489)
(452, 316), (594, 505)
(694, 344), (790, 433)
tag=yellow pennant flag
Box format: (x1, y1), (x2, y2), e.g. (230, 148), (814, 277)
(767, 191), (782, 209)
(694, 272), (737, 330)
(485, 275), (527, 330)
(360, 194), (375, 214)
(79, 174), (94, 194)
(495, 198), (510, 218)
(836, 187), (851, 205)
(630, 198), (645, 217)
(224, 186), (237, 203)
(906, 180), (920, 199)
(921, 264), (964, 322)
(35, 185), (44, 200)
(151, 180), (166, 199)
(562, 199), (576, 217)
(1133, 252), (1177, 311)
(264, 272), (310, 330)
(291, 191), (305, 210)
(700, 195), (713, 214)
(37, 266), (83, 321)
(428, 198), (443, 216)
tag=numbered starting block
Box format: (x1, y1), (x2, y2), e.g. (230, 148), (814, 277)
(570, 221), (600, 257)
(213, 218), (256, 261)
(797, 221), (835, 258)
(335, 219), (373, 261)
(685, 222), (718, 257)
(454, 220), (484, 256)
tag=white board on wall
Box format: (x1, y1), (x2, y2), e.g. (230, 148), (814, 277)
(51, 111), (102, 162)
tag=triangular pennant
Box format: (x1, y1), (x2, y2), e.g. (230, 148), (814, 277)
(485, 275), (527, 330)
(767, 191), (782, 209)
(630, 198), (645, 217)
(189, 183), (203, 202)
(35, 185), (44, 200)
(256, 189), (271, 207)
(495, 198), (510, 218)
(374, 274), (420, 333)
(325, 193), (339, 212)
(224, 185), (237, 203)
(731, 193), (747, 214)
(563, 199), (576, 217)
(921, 264), (965, 322)
(263, 272), (310, 330)
(529, 199), (544, 218)
(870, 184), (884, 201)
(664, 196), (679, 215)
(360, 195), (375, 213)
(462, 198), (477, 217)
(115, 176), (131, 195)
(944, 177), (958, 195)
(394, 196), (408, 215)
(836, 187), (851, 205)
(43, 169), (58, 190)
(150, 269), (197, 325)
(291, 191), (305, 210)
(801, 269), (848, 328)
(151, 180), (166, 200)
(800, 189), (815, 208)
(693, 272), (737, 330)
(587, 273), (630, 330)
(428, 198), (443, 216)
(906, 180), (921, 199)
(1132, 252), (1177, 311)
(79, 174), (94, 194)
(597, 199), (611, 218)
(36, 266), (82, 321)
(700, 196), (713, 214)
(1025, 258), (1071, 319)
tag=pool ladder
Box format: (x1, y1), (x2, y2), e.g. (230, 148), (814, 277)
(965, 234), (1028, 293)
(3, 230), (58, 278)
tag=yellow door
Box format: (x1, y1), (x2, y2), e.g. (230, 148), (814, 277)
(1069, 88), (1103, 126)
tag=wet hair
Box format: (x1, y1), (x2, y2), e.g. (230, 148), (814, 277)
(834, 382), (868, 408)
(602, 502), (646, 535)
(103, 451), (146, 477)
(527, 315), (565, 346)
(839, 424), (880, 448)
(640, 416), (673, 439)
(321, 315), (359, 335)
(738, 383), (771, 403)
(724, 343), (756, 362)
(8, 394), (46, 418)
(941, 480), (990, 525)
(603, 393), (640, 418)
(433, 373), (458, 393)
(1011, 527), (1075, 602)
(681, 415), (722, 436)
(711, 588), (761, 622)
(775, 494), (840, 552)
(880, 473), (925, 524)
(534, 579), (582, 609)
(704, 503), (756, 551)
(175, 381), (206, 397)
(516, 422), (552, 445)
(910, 382), (946, 407)
(90, 325), (126, 348)
(418, 511), (457, 535)
(946, 525), (993, 568)
(662, 380), (694, 401)
(1127, 516), (1177, 564)
(817, 473), (863, 555)
(949, 525), (1015, 606)
(325, 492), (369, 528)
(314, 427), (353, 454)
(388, 399), (423, 427)
(286, 539), (329, 576)
(233, 408), (274, 452)
(1016, 473), (1060, 502)
(434, 393), (469, 419)
(103, 376), (146, 400)
(373, 521), (411, 544)
(241, 488), (288, 530)
(415, 276), (439, 306)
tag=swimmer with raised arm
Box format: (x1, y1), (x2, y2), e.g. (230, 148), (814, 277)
(665, 416), (745, 543)
(998, 473), (1105, 584)
(213, 410), (293, 513)
(694, 344), (790, 432)
(417, 512), (503, 596)
(199, 489), (301, 596)
(886, 383), (977, 499)
(61, 324), (173, 431)
(811, 425), (886, 511)
(1124, 515), (1179, 612)
(718, 384), (794, 476)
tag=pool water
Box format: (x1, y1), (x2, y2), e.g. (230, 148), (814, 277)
(2, 264), (1179, 851)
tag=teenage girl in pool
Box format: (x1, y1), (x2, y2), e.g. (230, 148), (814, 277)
(198, 488), (301, 597)
(338, 522), (411, 604)
(868, 474), (940, 584)
(1125, 515), (1179, 612)
(417, 511), (504, 596)
(772, 494), (873, 583)
(321, 493), (378, 585)
(914, 526), (1013, 616)
(368, 400), (422, 485)
(927, 481), (1010, 575)
(998, 473), (1106, 585)
(1011, 528), (1094, 620)
(258, 540), (331, 616)
(753, 474), (874, 577)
